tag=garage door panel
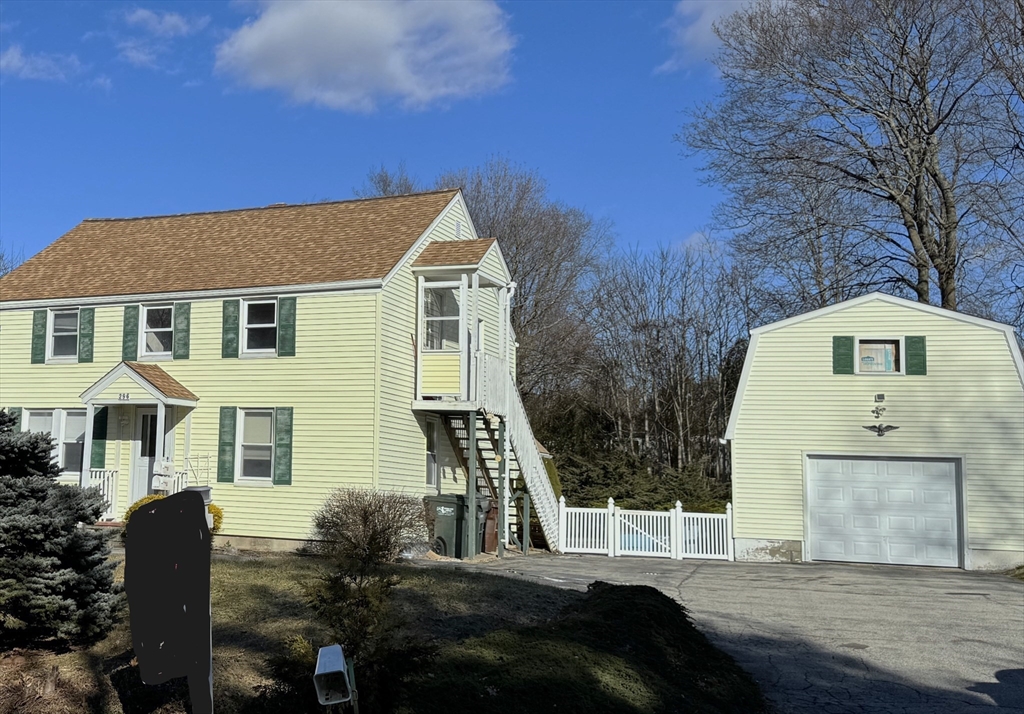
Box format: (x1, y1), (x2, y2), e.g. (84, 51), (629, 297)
(808, 457), (959, 568)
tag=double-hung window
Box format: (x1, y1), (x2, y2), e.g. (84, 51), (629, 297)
(426, 420), (439, 488)
(423, 287), (460, 351)
(49, 309), (79, 360)
(239, 409), (274, 480)
(23, 409), (85, 476)
(141, 305), (174, 357)
(243, 300), (277, 354)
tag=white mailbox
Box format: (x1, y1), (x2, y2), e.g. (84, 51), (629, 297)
(151, 475), (174, 491)
(313, 644), (352, 705)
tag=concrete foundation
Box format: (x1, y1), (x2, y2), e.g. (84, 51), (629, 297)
(964, 548), (1024, 572)
(213, 534), (307, 552)
(734, 538), (804, 563)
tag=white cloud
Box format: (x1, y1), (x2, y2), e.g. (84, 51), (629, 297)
(214, 0), (514, 112)
(0, 44), (82, 81)
(657, 0), (748, 73)
(124, 8), (210, 38)
(117, 38), (160, 67)
(89, 74), (113, 91)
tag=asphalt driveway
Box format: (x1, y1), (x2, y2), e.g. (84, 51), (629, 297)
(461, 555), (1024, 713)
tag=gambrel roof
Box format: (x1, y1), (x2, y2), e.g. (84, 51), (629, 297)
(0, 189), (461, 303)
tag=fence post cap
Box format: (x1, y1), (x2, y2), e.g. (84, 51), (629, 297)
(607, 497), (615, 507)
(559, 495), (566, 504)
(675, 500), (683, 509)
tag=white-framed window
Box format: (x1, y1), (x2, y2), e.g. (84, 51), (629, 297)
(856, 338), (903, 374)
(423, 287), (460, 351)
(238, 408), (274, 480)
(49, 309), (79, 360)
(23, 409), (86, 475)
(426, 419), (439, 488)
(243, 299), (277, 354)
(141, 304), (174, 357)
(61, 410), (86, 476)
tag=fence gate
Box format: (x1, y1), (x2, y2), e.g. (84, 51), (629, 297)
(557, 497), (734, 561)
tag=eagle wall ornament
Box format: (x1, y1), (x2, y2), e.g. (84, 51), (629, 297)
(863, 424), (900, 437)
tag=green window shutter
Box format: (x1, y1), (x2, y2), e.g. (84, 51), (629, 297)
(7, 407), (22, 431)
(218, 407), (237, 482)
(122, 305), (139, 361)
(173, 302), (191, 360)
(31, 310), (47, 364)
(222, 300), (240, 358)
(78, 308), (95, 363)
(905, 336), (927, 375)
(832, 336), (855, 374)
(277, 297), (296, 357)
(90, 406), (108, 469)
(273, 407), (293, 485)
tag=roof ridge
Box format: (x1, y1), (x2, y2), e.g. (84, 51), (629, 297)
(81, 187), (461, 223)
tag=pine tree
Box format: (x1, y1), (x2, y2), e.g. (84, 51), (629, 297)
(0, 409), (122, 648)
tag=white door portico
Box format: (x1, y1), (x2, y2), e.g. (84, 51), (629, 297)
(79, 361), (198, 493)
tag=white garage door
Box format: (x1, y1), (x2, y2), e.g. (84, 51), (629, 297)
(807, 457), (960, 567)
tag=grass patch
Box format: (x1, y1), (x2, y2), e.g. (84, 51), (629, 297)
(1, 554), (764, 714)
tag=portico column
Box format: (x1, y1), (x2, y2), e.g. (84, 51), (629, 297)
(154, 402), (166, 481)
(81, 403), (95, 489)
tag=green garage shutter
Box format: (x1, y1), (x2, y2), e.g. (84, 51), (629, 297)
(6, 407), (22, 431)
(273, 407), (293, 485)
(78, 307), (95, 363)
(905, 336), (927, 375)
(222, 300), (240, 358)
(832, 336), (855, 374)
(122, 305), (139, 361)
(218, 407), (237, 482)
(173, 302), (191, 360)
(277, 297), (296, 357)
(90, 406), (108, 469)
(31, 310), (47, 364)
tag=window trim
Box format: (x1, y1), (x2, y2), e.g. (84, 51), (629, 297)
(854, 336), (905, 376)
(235, 407), (276, 483)
(22, 408), (86, 478)
(139, 303), (175, 359)
(46, 308), (80, 363)
(422, 285), (462, 353)
(242, 298), (278, 356)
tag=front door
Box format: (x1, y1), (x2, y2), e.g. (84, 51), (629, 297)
(131, 409), (158, 503)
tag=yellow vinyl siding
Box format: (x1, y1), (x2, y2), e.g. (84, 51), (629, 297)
(731, 300), (1024, 552)
(376, 197), (469, 493)
(421, 353), (462, 395)
(1, 291), (379, 540)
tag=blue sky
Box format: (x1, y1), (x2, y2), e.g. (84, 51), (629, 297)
(0, 1), (738, 261)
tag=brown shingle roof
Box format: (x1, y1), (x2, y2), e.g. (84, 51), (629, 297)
(413, 238), (495, 267)
(124, 362), (198, 401)
(0, 189), (459, 303)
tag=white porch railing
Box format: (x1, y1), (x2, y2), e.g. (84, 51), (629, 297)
(88, 469), (119, 521)
(558, 497), (734, 561)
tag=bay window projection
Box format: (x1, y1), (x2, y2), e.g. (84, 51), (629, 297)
(424, 287), (460, 351)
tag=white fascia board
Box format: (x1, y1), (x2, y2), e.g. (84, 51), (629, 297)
(80, 362), (197, 406)
(0, 278), (383, 311)
(750, 292), (1024, 388)
(382, 191), (467, 289)
(724, 333), (758, 440)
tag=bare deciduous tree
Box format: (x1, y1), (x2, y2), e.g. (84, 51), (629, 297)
(684, 0), (1023, 313)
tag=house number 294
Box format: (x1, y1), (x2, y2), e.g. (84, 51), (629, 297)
(118, 393), (130, 401)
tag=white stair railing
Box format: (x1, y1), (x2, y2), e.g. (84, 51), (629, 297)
(473, 351), (558, 550)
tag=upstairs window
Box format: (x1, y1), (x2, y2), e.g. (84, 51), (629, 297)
(50, 309), (79, 359)
(142, 305), (174, 356)
(857, 339), (901, 374)
(424, 287), (460, 351)
(244, 300), (277, 353)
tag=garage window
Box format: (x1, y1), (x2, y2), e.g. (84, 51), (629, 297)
(857, 339), (901, 374)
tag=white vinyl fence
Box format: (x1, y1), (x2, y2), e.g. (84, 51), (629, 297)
(557, 497), (734, 561)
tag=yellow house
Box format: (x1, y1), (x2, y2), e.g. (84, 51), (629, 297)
(726, 293), (1024, 570)
(0, 189), (559, 552)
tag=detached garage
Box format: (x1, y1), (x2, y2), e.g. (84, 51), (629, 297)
(726, 293), (1024, 571)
